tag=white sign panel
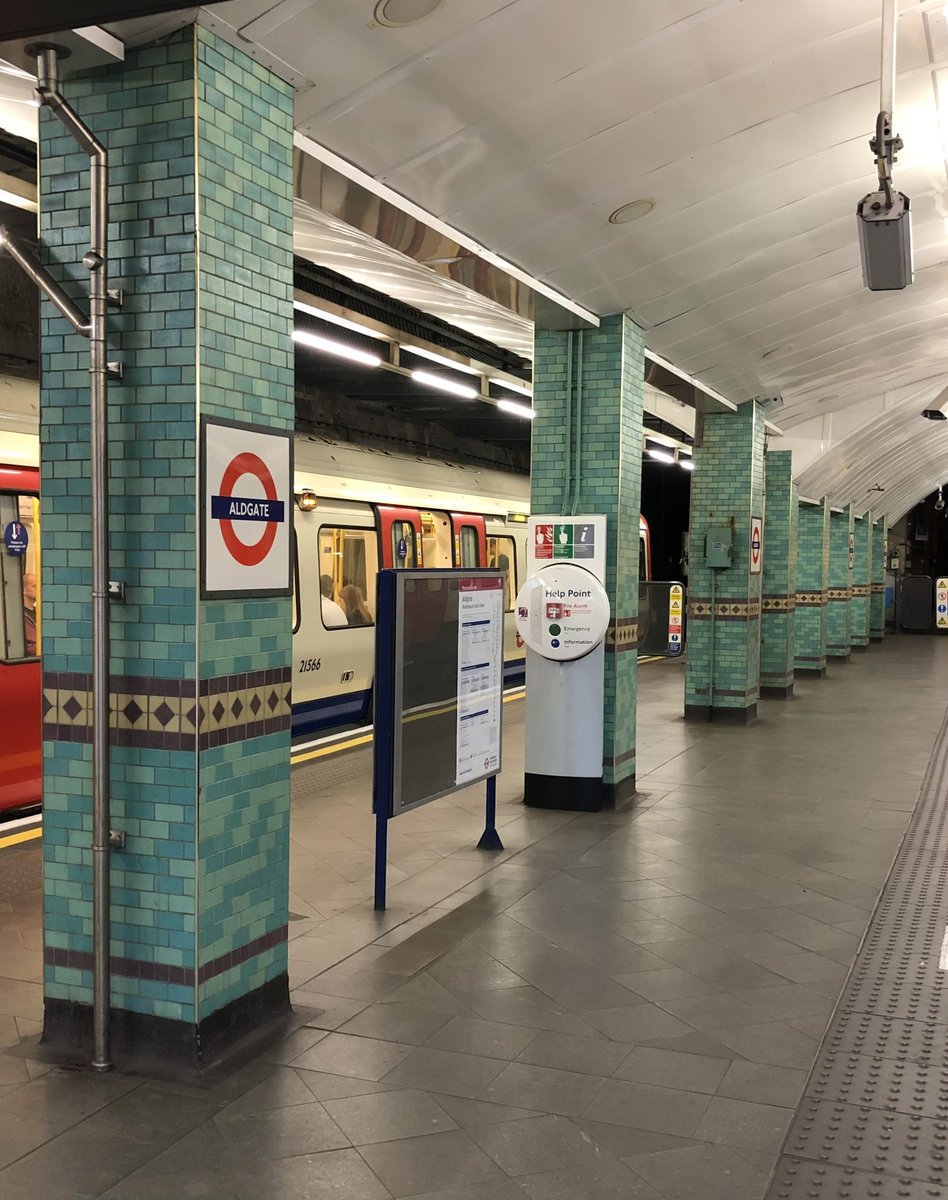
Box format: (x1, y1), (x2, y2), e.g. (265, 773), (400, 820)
(202, 417), (293, 598)
(455, 577), (504, 786)
(515, 562), (611, 661)
(750, 517), (763, 575)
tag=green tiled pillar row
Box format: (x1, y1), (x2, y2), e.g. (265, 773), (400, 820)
(850, 514), (872, 651)
(870, 518), (887, 641)
(794, 499), (830, 676)
(685, 401), (766, 723)
(39, 27), (294, 1066)
(529, 315), (645, 808)
(760, 450), (797, 698)
(827, 504), (855, 659)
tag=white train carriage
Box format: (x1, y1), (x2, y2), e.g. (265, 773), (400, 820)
(291, 437), (531, 737)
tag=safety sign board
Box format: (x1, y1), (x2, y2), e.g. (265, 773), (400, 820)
(750, 517), (762, 575)
(3, 520), (28, 556)
(667, 583), (684, 655)
(528, 515), (606, 581)
(202, 417), (293, 598)
(937, 578), (948, 630)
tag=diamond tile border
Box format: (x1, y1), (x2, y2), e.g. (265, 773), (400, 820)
(42, 666), (291, 749)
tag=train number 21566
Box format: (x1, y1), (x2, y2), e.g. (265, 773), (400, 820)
(299, 658), (321, 673)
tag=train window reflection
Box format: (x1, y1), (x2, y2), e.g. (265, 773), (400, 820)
(458, 525), (478, 568)
(0, 492), (40, 661)
(487, 534), (516, 612)
(391, 520), (416, 569)
(318, 526), (378, 629)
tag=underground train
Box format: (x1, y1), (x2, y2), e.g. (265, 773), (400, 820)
(0, 433), (652, 812)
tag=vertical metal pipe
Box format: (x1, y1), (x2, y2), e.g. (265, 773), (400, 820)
(880, 0), (897, 119)
(36, 48), (113, 1073)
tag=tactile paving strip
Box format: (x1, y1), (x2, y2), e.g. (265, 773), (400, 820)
(0, 840), (42, 900)
(767, 707), (948, 1198)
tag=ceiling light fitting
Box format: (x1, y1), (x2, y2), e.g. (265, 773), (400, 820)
(680, 458), (695, 471)
(608, 198), (657, 225)
(374, 0), (444, 27)
(411, 369), (479, 399)
(293, 329), (382, 368)
(647, 447), (675, 464)
(496, 399), (535, 419)
(492, 378), (532, 398)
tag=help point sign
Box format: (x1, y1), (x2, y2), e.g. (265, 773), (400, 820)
(202, 417), (293, 598)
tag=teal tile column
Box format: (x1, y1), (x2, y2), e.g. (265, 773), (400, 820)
(685, 402), (766, 723)
(870, 518), (887, 641)
(531, 315), (644, 805)
(827, 504), (855, 659)
(760, 450), (796, 698)
(39, 27), (294, 1065)
(850, 513), (871, 651)
(794, 499), (830, 675)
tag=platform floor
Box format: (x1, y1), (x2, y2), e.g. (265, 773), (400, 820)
(0, 640), (946, 1199)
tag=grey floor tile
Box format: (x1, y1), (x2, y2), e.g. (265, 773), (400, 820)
(323, 1088), (457, 1144)
(754, 952), (850, 985)
(304, 965), (402, 1001)
(431, 1093), (543, 1127)
(583, 1002), (696, 1043)
(730, 982), (835, 1022)
(519, 1157), (666, 1199)
(215, 1098), (349, 1159)
(716, 1059), (808, 1107)
(383, 1046), (506, 1099)
(486, 1062), (605, 1117)
(470, 1113), (604, 1175)
(338, 1002), (453, 1045)
(614, 967), (725, 1001)
(694, 1094), (793, 1154)
(260, 1025), (330, 1065)
(583, 1078), (711, 1137)
(514, 1030), (631, 1077)
(655, 992), (770, 1031)
(628, 1141), (770, 1200)
(615, 1045), (730, 1094)
(426, 1016), (538, 1060)
(708, 1021), (819, 1069)
(576, 1119), (698, 1159)
(398, 1183), (529, 1200)
(238, 1147), (391, 1200)
(0, 1129), (160, 1198)
(359, 1128), (507, 1196)
(291, 1031), (412, 1080)
(297, 1070), (396, 1101)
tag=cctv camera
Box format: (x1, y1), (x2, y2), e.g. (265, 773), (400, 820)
(922, 409), (947, 421)
(936, 499), (945, 511)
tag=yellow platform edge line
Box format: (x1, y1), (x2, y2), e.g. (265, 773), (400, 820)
(0, 828), (42, 851)
(291, 689), (526, 767)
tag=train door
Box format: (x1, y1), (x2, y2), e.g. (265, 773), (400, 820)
(486, 528), (523, 687)
(450, 513), (486, 567)
(377, 506), (422, 568)
(0, 468), (41, 812)
(420, 510), (453, 568)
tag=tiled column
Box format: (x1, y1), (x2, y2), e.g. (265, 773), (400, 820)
(760, 450), (797, 698)
(40, 28), (294, 1063)
(850, 513), (871, 652)
(827, 504), (855, 660)
(794, 499), (830, 675)
(870, 518), (887, 642)
(685, 401), (766, 723)
(531, 315), (644, 805)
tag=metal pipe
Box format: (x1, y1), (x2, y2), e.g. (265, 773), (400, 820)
(570, 330), (584, 516)
(559, 332), (574, 513)
(35, 48), (113, 1073)
(0, 226), (90, 335)
(881, 0), (897, 120)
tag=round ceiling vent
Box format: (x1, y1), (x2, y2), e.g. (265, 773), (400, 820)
(374, 0), (445, 27)
(608, 198), (657, 225)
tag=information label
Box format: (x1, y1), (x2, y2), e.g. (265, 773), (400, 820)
(937, 577), (948, 630)
(750, 517), (763, 575)
(668, 582), (684, 655)
(456, 578), (504, 785)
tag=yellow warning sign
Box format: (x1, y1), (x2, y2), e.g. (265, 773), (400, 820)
(937, 578), (948, 629)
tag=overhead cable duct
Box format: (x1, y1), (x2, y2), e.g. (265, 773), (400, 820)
(856, 0), (913, 290)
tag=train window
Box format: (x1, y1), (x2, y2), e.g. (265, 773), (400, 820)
(0, 492), (40, 661)
(292, 530), (301, 635)
(487, 535), (516, 612)
(639, 535), (648, 581)
(318, 526), (378, 629)
(458, 525), (478, 568)
(391, 520), (417, 569)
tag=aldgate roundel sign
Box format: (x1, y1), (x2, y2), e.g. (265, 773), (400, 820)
(202, 417), (293, 599)
(213, 451), (282, 567)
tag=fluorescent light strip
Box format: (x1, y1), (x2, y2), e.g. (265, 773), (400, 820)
(411, 369), (479, 399)
(406, 344), (482, 376)
(293, 300), (391, 341)
(293, 329), (382, 368)
(497, 399), (535, 419)
(647, 447), (675, 464)
(680, 458), (695, 471)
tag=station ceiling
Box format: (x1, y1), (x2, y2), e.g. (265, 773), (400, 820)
(3, 0), (948, 518)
